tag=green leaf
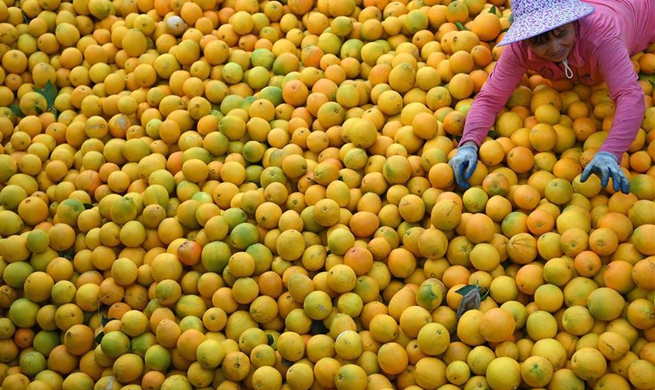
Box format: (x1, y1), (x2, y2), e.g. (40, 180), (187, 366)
(101, 316), (110, 326)
(489, 5), (497, 15)
(94, 332), (104, 344)
(59, 249), (74, 260)
(83, 203), (94, 210)
(509, 13), (514, 25)
(454, 21), (468, 31)
(480, 288), (490, 301)
(35, 105), (44, 115)
(9, 104), (22, 118)
(456, 285), (480, 296)
(266, 333), (274, 346)
(43, 80), (58, 106)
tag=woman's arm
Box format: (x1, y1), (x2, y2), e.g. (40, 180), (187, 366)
(458, 44), (528, 147)
(593, 38), (645, 161)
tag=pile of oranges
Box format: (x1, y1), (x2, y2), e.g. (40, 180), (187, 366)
(0, 0), (654, 389)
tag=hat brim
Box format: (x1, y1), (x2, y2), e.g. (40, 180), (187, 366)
(497, 2), (594, 47)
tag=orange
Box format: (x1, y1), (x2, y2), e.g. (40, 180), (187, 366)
(386, 247), (417, 280)
(587, 287), (626, 322)
(521, 355), (554, 388)
(544, 177), (573, 205)
(250, 366), (283, 390)
(285, 363), (315, 390)
(463, 345), (494, 377)
(343, 246), (374, 276)
(512, 184), (541, 211)
(377, 342), (408, 376)
(631, 257), (655, 290)
(603, 260), (636, 294)
(479, 140), (505, 167)
(533, 283), (564, 313)
(448, 73), (474, 101)
(561, 305), (595, 336)
(547, 368), (586, 389)
(417, 227), (449, 261)
(628, 359), (655, 389)
(506, 146), (535, 174)
(445, 1), (469, 23)
(526, 208), (555, 236)
(312, 198), (341, 228)
(626, 298), (655, 330)
(571, 347), (607, 381)
(559, 227), (589, 257)
(507, 233), (538, 265)
(597, 331), (630, 362)
(469, 243), (501, 272)
(529, 122), (558, 152)
(398, 305), (431, 339)
(632, 225), (655, 257)
(471, 12), (501, 41)
(597, 212), (633, 242)
(221, 351), (251, 382)
(449, 50), (475, 75)
(525, 310), (558, 341)
(588, 227), (619, 257)
(456, 309), (485, 347)
(312, 357), (341, 389)
(63, 324), (95, 356)
(573, 250), (602, 277)
(428, 162), (455, 189)
(464, 213), (495, 244)
(485, 195), (512, 223)
(462, 187), (489, 214)
(413, 357), (448, 388)
(23, 272), (54, 303)
(486, 357), (521, 390)
(368, 313), (397, 344)
(479, 308), (516, 343)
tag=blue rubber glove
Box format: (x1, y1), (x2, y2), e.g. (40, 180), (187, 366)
(580, 151), (630, 194)
(448, 142), (478, 189)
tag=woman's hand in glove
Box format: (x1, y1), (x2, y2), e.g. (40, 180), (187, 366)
(447, 142), (479, 190)
(580, 151), (630, 194)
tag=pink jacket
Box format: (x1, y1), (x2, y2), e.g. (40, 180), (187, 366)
(459, 0), (655, 161)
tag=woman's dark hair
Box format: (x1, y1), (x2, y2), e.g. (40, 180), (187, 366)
(526, 24), (573, 46)
(527, 31), (553, 46)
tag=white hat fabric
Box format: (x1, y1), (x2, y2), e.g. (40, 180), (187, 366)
(497, 0), (595, 47)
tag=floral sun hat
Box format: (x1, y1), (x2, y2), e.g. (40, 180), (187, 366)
(497, 0), (595, 47)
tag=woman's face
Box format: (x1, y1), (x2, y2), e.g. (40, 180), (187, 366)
(527, 23), (576, 62)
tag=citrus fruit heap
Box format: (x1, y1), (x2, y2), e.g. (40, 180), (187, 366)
(0, 0), (654, 389)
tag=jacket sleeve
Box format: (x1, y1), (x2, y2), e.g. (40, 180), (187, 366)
(593, 37), (645, 161)
(458, 44), (528, 147)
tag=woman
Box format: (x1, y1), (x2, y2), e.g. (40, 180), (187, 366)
(448, 0), (655, 194)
